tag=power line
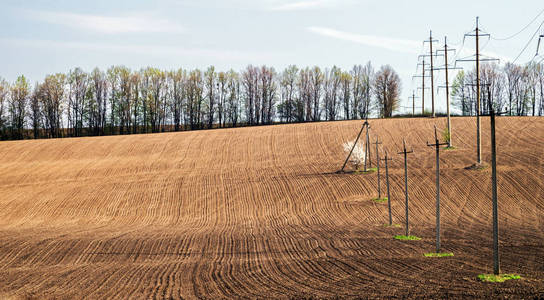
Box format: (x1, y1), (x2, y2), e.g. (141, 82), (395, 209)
(491, 7), (544, 41)
(512, 19), (544, 63)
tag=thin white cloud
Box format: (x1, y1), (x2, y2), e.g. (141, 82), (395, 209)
(28, 11), (185, 34)
(307, 26), (420, 54)
(270, 0), (327, 11)
(1, 38), (272, 62)
(268, 0), (354, 11)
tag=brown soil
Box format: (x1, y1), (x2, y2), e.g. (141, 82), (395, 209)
(0, 116), (543, 299)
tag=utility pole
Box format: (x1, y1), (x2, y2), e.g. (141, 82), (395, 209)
(415, 49), (441, 117)
(444, 38), (452, 147)
(397, 139), (414, 236)
(456, 17), (497, 165)
(411, 91), (420, 116)
(365, 126), (372, 169)
(339, 118), (369, 172)
(413, 61), (431, 116)
(421, 31), (440, 118)
(429, 31), (437, 118)
(435, 37), (462, 148)
(476, 18), (481, 164)
(374, 137), (383, 199)
(426, 126), (449, 253)
(490, 108), (500, 275)
(381, 149), (393, 226)
(422, 58), (426, 115)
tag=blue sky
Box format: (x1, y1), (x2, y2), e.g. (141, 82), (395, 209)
(1, 0), (543, 113)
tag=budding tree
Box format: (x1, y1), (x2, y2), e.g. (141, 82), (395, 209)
(373, 65), (401, 118)
(343, 140), (366, 170)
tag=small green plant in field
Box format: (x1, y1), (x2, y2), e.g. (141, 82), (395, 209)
(372, 197), (388, 203)
(443, 146), (456, 151)
(442, 127), (450, 145)
(354, 167), (377, 174)
(477, 274), (521, 282)
(383, 223), (401, 228)
(424, 252), (454, 257)
(394, 235), (421, 241)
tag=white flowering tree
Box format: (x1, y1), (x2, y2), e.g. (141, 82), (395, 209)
(343, 140), (366, 170)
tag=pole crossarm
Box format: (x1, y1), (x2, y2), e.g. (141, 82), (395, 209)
(419, 54), (444, 58)
(465, 83), (492, 87)
(426, 126), (449, 148)
(433, 66), (463, 71)
(465, 33), (491, 37)
(456, 58), (500, 62)
(397, 139), (414, 156)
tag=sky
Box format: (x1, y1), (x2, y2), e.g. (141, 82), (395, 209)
(1, 0), (543, 114)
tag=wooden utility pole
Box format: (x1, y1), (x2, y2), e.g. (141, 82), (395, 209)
(444, 38), (452, 148)
(422, 58), (426, 115)
(476, 17), (481, 164)
(429, 31), (436, 118)
(366, 126), (372, 169)
(426, 126), (449, 253)
(397, 139), (414, 236)
(374, 137), (383, 199)
(490, 108), (500, 275)
(412, 91), (417, 116)
(339, 118), (369, 172)
(381, 149), (393, 226)
(413, 62), (431, 116)
(415, 43), (441, 117)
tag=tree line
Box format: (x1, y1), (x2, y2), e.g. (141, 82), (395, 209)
(0, 63), (401, 140)
(451, 61), (544, 116)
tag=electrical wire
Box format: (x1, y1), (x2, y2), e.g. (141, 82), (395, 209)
(512, 19), (544, 63)
(492, 7), (544, 41)
(453, 35), (467, 68)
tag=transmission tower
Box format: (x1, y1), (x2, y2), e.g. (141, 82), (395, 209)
(435, 37), (463, 148)
(456, 17), (499, 165)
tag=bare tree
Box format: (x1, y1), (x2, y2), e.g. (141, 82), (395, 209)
(0, 78), (9, 139)
(309, 66), (323, 121)
(279, 65), (298, 122)
(298, 67), (311, 122)
(29, 83), (43, 139)
(168, 69), (185, 131)
(324, 66), (341, 121)
(9, 75), (30, 139)
(217, 71), (227, 128)
(339, 71), (351, 120)
(205, 66), (217, 129)
(242, 65), (259, 125)
(89, 68), (108, 135)
(373, 65), (401, 118)
(259, 66), (277, 124)
(40, 74), (66, 138)
(226, 70), (240, 127)
(186, 69), (204, 130)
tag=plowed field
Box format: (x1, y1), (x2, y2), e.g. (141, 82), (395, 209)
(0, 117), (543, 299)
